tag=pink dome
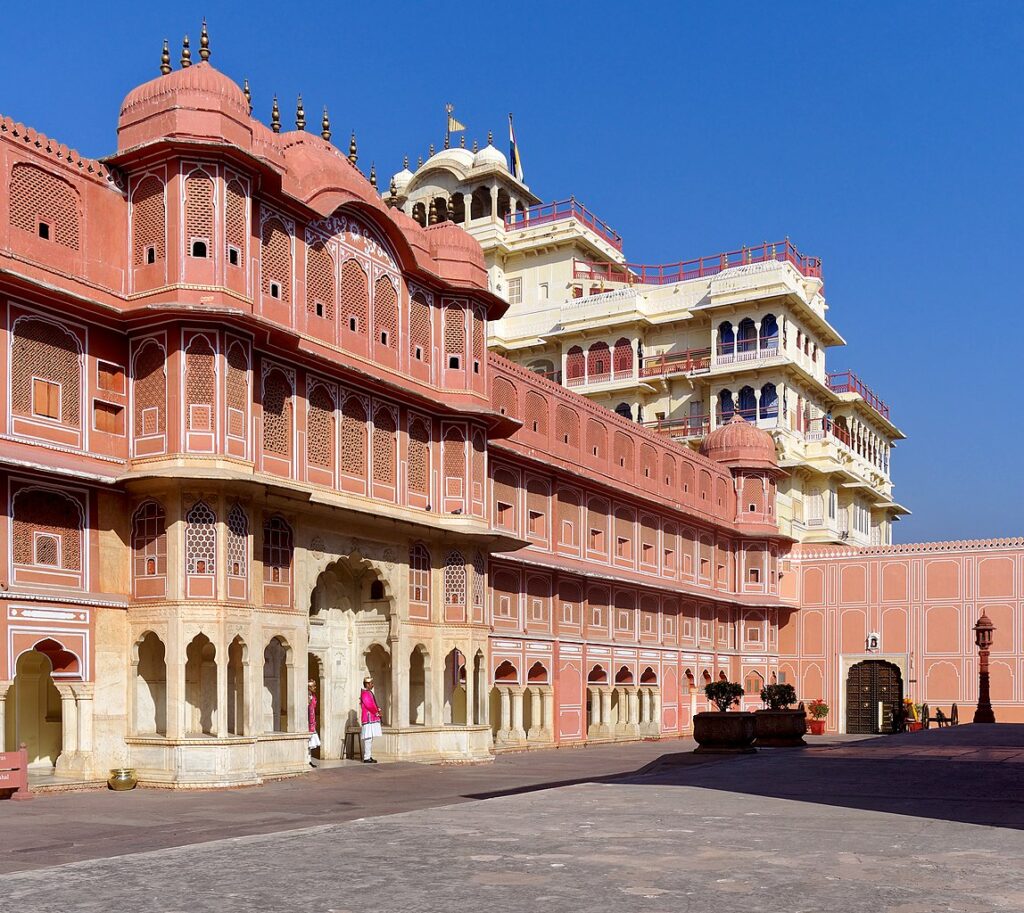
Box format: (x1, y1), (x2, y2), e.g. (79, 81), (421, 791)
(699, 413), (777, 469)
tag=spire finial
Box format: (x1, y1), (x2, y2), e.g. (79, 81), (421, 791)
(321, 106), (331, 141)
(369, 162), (377, 188)
(428, 198), (438, 225)
(387, 176), (398, 208)
(443, 132), (450, 150)
(160, 39), (171, 75)
(417, 155), (423, 168)
(199, 19), (210, 61)
(295, 94), (306, 131)
(180, 35), (192, 68)
(403, 154), (409, 169)
(243, 79), (252, 115)
(428, 143), (435, 157)
(348, 131), (358, 166)
(460, 133), (466, 148)
(271, 95), (281, 133)
(472, 138), (479, 153)
(487, 130), (493, 145)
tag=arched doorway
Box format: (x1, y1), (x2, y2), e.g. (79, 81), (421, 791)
(846, 660), (903, 734)
(8, 649), (64, 768)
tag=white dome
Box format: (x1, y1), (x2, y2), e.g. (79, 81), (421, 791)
(474, 142), (508, 170)
(392, 167), (414, 193)
(428, 147), (475, 170)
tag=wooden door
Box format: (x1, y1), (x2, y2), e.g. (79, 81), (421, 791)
(846, 661), (903, 734)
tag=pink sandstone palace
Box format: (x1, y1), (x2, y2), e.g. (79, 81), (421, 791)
(0, 33), (1021, 786)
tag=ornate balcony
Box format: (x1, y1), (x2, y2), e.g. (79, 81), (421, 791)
(504, 197), (623, 250)
(827, 371), (890, 421)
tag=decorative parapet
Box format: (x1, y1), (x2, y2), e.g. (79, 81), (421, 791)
(0, 115), (123, 189)
(793, 537), (1024, 561)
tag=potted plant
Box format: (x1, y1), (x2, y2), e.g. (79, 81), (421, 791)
(693, 681), (756, 754)
(806, 699), (829, 735)
(754, 683), (807, 747)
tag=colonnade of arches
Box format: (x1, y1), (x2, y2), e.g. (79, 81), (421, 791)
(565, 338), (636, 386)
(717, 383), (779, 423)
(584, 663), (661, 740)
(409, 185), (526, 228)
(488, 660), (555, 745)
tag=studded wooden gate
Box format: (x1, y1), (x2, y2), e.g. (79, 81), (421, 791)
(845, 660), (903, 734)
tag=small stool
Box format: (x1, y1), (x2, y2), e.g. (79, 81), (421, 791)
(343, 728), (363, 760)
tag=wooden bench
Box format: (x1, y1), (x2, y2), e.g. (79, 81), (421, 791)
(921, 703), (959, 729)
(0, 743), (34, 800)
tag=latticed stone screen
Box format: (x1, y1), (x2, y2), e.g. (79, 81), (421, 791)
(558, 489), (579, 544)
(185, 336), (216, 431)
(262, 370), (293, 457)
(306, 242), (335, 319)
(11, 317), (81, 425)
(443, 550), (466, 606)
(641, 444), (657, 479)
(341, 260), (368, 332)
(185, 171), (215, 247)
(372, 406), (397, 484)
(307, 383), (335, 468)
(9, 163), (80, 249)
(492, 378), (518, 418)
(472, 306), (485, 362)
(613, 338), (633, 374)
(525, 392), (547, 435)
(614, 431), (633, 470)
(472, 551), (486, 608)
(132, 501), (166, 578)
(566, 347), (584, 380)
(443, 426), (465, 484)
(227, 503), (248, 577)
(225, 342), (249, 438)
(407, 417), (430, 494)
(261, 218), (291, 300)
(586, 419), (606, 458)
(341, 395), (367, 477)
(410, 294), (431, 362)
(555, 405), (579, 447)
(408, 544), (431, 604)
(185, 501), (216, 574)
(443, 303), (464, 358)
(471, 429), (486, 497)
(133, 340), (166, 437)
(132, 175), (165, 265)
(225, 180), (247, 261)
(374, 277), (398, 346)
(12, 488), (82, 570)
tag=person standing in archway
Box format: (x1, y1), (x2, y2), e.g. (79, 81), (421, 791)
(307, 679), (320, 766)
(360, 676), (382, 763)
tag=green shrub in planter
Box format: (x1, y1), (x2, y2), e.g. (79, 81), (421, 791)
(760, 683), (797, 711)
(704, 680), (744, 712)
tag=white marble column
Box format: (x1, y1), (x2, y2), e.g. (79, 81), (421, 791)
(510, 686), (526, 741)
(600, 687), (613, 737)
(542, 687), (555, 741)
(498, 686), (511, 741)
(527, 687), (543, 741)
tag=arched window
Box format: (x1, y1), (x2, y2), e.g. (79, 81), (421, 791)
(470, 186), (491, 220)
(444, 550), (466, 606)
(760, 383), (779, 418)
(614, 402), (632, 420)
(225, 341), (249, 442)
(12, 488), (83, 571)
(262, 516), (292, 585)
(306, 241), (335, 320)
(555, 404), (579, 447)
(409, 544), (431, 605)
(588, 341), (610, 379)
(374, 276), (398, 348)
(131, 501), (166, 581)
(586, 419), (606, 459)
(492, 377), (518, 418)
(341, 260), (369, 336)
(613, 338), (633, 377)
(613, 431), (633, 471)
(738, 385), (756, 418)
(227, 503), (248, 579)
(307, 383), (335, 469)
(262, 369), (293, 457)
(184, 334), (215, 433)
(372, 405), (397, 485)
(737, 318), (756, 353)
(565, 346), (585, 382)
(133, 339), (166, 441)
(185, 501), (216, 575)
(525, 392), (547, 436)
(718, 389), (735, 421)
(132, 175), (165, 265)
(260, 217), (291, 302)
(718, 321), (735, 354)
(410, 293), (431, 363)
(472, 551), (486, 609)
(761, 314), (779, 348)
(11, 316), (82, 426)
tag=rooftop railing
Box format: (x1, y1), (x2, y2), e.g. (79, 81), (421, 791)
(573, 238), (822, 286)
(827, 371), (890, 421)
(504, 197), (623, 250)
(640, 347), (712, 378)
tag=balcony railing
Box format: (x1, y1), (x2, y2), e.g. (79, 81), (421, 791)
(643, 414), (711, 439)
(573, 238), (822, 287)
(716, 339), (780, 366)
(827, 371), (890, 421)
(504, 197), (623, 250)
(640, 347), (712, 378)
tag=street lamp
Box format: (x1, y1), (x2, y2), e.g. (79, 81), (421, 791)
(973, 612), (996, 724)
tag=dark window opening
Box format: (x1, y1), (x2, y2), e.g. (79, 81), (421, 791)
(370, 579), (385, 600)
(191, 239), (208, 258)
(380, 331), (389, 346)
(349, 316), (358, 332)
(315, 302), (324, 318)
(146, 246), (156, 264)
(270, 281), (281, 299)
(473, 360), (480, 374)
(414, 346), (423, 361)
(38, 221), (50, 240)
(228, 246), (240, 267)
(448, 355), (461, 370)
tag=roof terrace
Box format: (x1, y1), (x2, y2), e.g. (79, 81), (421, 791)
(504, 197), (623, 250)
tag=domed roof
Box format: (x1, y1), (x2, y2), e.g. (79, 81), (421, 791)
(392, 165), (415, 194)
(119, 62), (249, 123)
(699, 413), (778, 469)
(428, 147), (475, 170)
(474, 142), (508, 170)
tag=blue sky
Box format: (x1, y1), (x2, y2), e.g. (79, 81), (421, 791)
(2, 1), (1020, 541)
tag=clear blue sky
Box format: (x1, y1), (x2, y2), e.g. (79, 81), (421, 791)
(2, 1), (1021, 541)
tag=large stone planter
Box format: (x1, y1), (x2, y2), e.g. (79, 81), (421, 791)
(754, 709), (807, 747)
(693, 711), (757, 754)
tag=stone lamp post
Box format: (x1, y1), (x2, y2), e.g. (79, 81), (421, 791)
(972, 612), (996, 724)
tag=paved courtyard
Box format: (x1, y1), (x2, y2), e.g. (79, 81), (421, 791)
(2, 726), (1023, 912)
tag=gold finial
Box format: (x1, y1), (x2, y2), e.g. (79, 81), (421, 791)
(403, 154), (409, 169)
(160, 39), (171, 75)
(369, 162), (377, 188)
(271, 95), (281, 133)
(199, 19), (210, 61)
(348, 131), (358, 166)
(387, 176), (398, 207)
(472, 138), (479, 153)
(243, 79), (252, 115)
(443, 131), (450, 150)
(321, 106), (331, 141)
(417, 155), (423, 168)
(295, 94), (306, 131)
(180, 35), (192, 68)
(460, 133), (466, 148)
(428, 143), (435, 157)
(487, 130), (493, 145)
(428, 198), (438, 225)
